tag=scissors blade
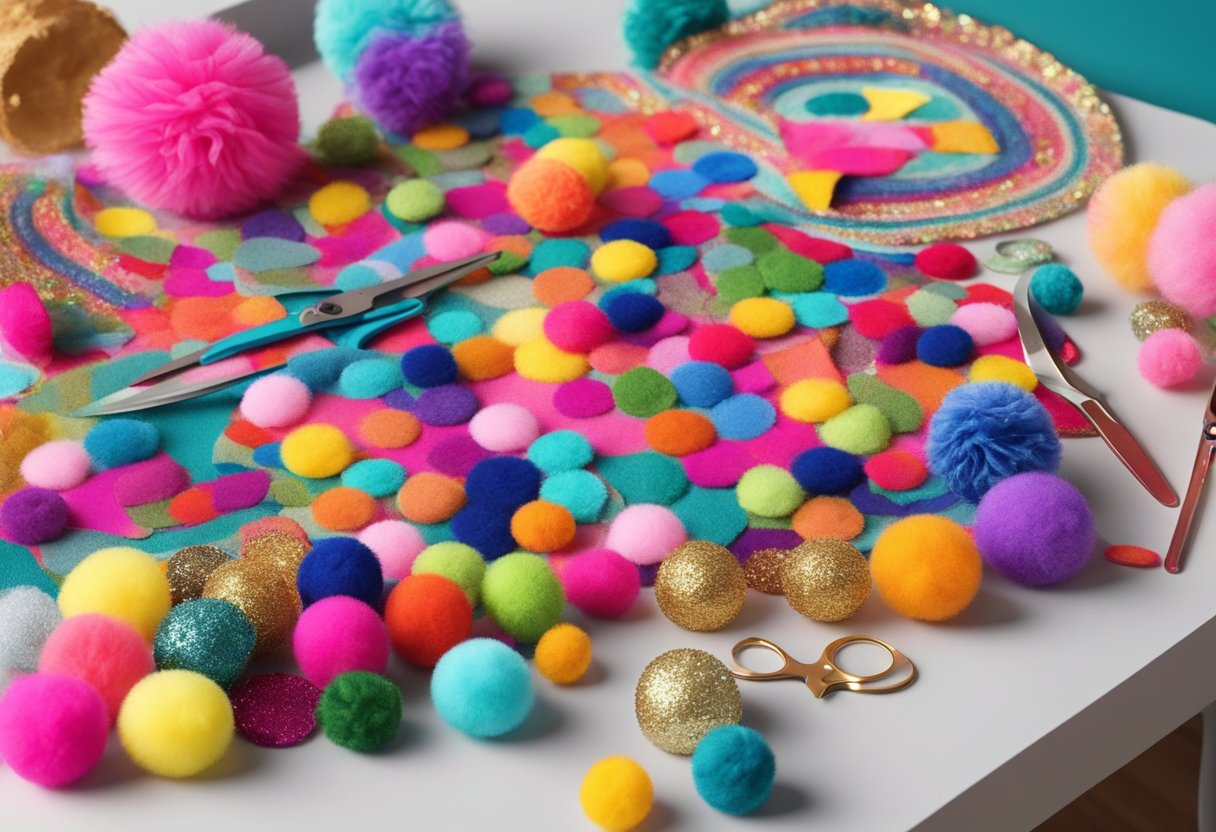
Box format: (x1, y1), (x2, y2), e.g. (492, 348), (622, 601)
(1013, 273), (1179, 507)
(1164, 384), (1216, 573)
(74, 363), (279, 417)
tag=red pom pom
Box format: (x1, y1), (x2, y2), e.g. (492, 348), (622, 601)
(915, 243), (977, 281)
(383, 574), (472, 669)
(863, 450), (928, 491)
(644, 111), (698, 145)
(848, 299), (916, 339)
(687, 323), (755, 369)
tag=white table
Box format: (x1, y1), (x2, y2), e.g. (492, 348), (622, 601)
(5, 2), (1216, 830)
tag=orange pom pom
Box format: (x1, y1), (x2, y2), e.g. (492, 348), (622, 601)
(358, 409), (421, 449)
(507, 157), (595, 233)
(791, 496), (864, 541)
(869, 515), (981, 621)
(396, 472), (466, 524)
(644, 409), (716, 456)
(533, 267), (595, 307)
(311, 487), (377, 531)
(383, 574), (472, 669)
(452, 335), (515, 381)
(510, 500), (576, 552)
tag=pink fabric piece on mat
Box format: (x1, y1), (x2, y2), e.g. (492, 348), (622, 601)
(113, 454), (191, 507)
(683, 442), (754, 488)
(808, 147), (915, 176)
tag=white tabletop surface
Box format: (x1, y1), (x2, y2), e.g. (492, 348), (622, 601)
(5, 2), (1216, 831)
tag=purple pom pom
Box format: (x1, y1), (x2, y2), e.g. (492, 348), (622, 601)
(877, 325), (921, 365)
(973, 472), (1096, 586)
(1, 488), (70, 545)
(353, 23), (469, 136)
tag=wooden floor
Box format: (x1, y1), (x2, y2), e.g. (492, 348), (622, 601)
(1035, 715), (1202, 831)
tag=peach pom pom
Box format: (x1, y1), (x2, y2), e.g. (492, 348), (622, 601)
(1087, 163), (1191, 293)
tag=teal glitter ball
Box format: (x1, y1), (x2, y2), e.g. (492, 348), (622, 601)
(152, 598), (255, 688)
(316, 671), (403, 752)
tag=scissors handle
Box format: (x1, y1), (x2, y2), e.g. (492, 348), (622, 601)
(817, 635), (917, 697)
(329, 298), (426, 349)
(729, 637), (820, 682)
(1165, 427), (1216, 573)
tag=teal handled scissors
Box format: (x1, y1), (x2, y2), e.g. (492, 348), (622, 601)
(76, 252), (498, 417)
(728, 635), (917, 698)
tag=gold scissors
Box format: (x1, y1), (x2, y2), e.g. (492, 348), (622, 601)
(728, 635), (916, 698)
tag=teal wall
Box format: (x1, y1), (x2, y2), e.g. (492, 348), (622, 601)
(948, 1), (1216, 123)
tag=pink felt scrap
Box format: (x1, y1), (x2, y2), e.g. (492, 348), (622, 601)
(203, 470), (271, 512)
(746, 416), (821, 467)
(467, 74), (513, 107)
(501, 138), (533, 165)
(646, 336), (691, 373)
(445, 182), (510, 219)
(423, 221), (491, 261)
(661, 210), (720, 246)
(778, 118), (928, 163)
(170, 245), (217, 269)
(63, 467), (151, 539)
(112, 454), (191, 507)
(165, 267), (233, 298)
(808, 147), (915, 176)
(1033, 385), (1095, 436)
(427, 434), (492, 477)
(312, 211), (397, 268)
(600, 186), (663, 218)
(848, 299), (916, 339)
(553, 378), (615, 419)
(621, 310), (690, 348)
(764, 225), (852, 263)
(0, 283), (52, 361)
(731, 360), (776, 394)
(588, 342), (648, 375)
(682, 441), (754, 488)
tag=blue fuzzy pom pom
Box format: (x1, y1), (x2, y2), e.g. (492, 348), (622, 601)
(341, 458), (407, 497)
(84, 418), (160, 470)
(297, 537), (384, 608)
(927, 381), (1061, 503)
(692, 725), (776, 816)
(464, 456), (542, 511)
(450, 506), (516, 560)
(823, 258), (887, 297)
(790, 447), (864, 495)
(917, 325), (974, 367)
(600, 219), (672, 249)
(315, 0), (459, 80)
(1030, 263), (1083, 315)
(671, 361), (734, 407)
(710, 393), (776, 441)
(692, 151), (758, 184)
(622, 0), (730, 69)
(601, 292), (665, 333)
(431, 638), (534, 737)
(400, 344), (457, 388)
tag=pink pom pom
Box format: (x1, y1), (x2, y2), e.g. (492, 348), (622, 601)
(357, 520), (426, 581)
(291, 595), (389, 688)
(1138, 329), (1204, 388)
(1148, 183), (1216, 317)
(422, 221), (490, 261)
(20, 440), (92, 491)
(468, 403), (540, 452)
(39, 614), (154, 724)
(949, 302), (1018, 347)
(82, 20), (303, 219)
(559, 548), (641, 618)
(544, 301), (615, 354)
(604, 504), (688, 565)
(0, 673), (109, 787)
(0, 283), (52, 362)
(240, 374), (312, 428)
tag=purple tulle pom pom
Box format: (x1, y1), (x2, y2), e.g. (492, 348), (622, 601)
(353, 22), (469, 136)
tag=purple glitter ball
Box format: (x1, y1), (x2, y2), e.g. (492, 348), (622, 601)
(353, 23), (470, 136)
(0, 487), (70, 544)
(411, 384), (478, 426)
(973, 471), (1096, 587)
(877, 325), (922, 365)
(230, 673), (322, 748)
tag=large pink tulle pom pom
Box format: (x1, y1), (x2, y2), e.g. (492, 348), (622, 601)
(82, 20), (303, 220)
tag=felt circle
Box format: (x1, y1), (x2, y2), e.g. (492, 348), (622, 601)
(358, 409), (421, 449)
(396, 471), (466, 523)
(553, 378), (615, 418)
(736, 465), (805, 518)
(670, 360), (734, 407)
(452, 335), (516, 380)
(339, 359), (404, 399)
(818, 404), (892, 455)
(613, 367), (678, 417)
(400, 344), (458, 388)
(687, 324), (755, 369)
(779, 378), (852, 424)
(516, 338), (591, 382)
(916, 325), (974, 367)
(280, 423), (354, 478)
(539, 469), (608, 523)
(527, 430), (595, 473)
(469, 403), (541, 452)
(411, 385), (478, 426)
(728, 297), (795, 338)
(645, 409), (717, 456)
(591, 239), (658, 283)
(710, 394), (776, 441)
(341, 458), (406, 498)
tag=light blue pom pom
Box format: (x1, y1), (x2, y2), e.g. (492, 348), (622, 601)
(339, 358), (404, 399)
(341, 459), (407, 497)
(315, 0), (459, 80)
(540, 470), (608, 522)
(430, 638), (534, 738)
(527, 431), (594, 474)
(84, 418), (160, 470)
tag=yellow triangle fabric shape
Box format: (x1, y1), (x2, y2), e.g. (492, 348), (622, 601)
(787, 170), (843, 212)
(860, 87), (932, 121)
(930, 120), (1001, 154)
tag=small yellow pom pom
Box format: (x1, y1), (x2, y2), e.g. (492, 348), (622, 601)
(309, 181), (372, 226)
(58, 547), (171, 641)
(536, 138), (610, 194)
(729, 297), (796, 338)
(779, 378), (852, 423)
(579, 756), (654, 831)
(280, 423), (354, 479)
(95, 207), (157, 238)
(1087, 162), (1191, 292)
(968, 355), (1037, 391)
(491, 307), (549, 347)
(118, 670), (234, 778)
(515, 338), (591, 382)
(591, 240), (658, 283)
(534, 623), (592, 685)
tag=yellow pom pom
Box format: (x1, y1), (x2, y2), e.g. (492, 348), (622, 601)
(411, 123), (469, 151)
(118, 670), (234, 778)
(491, 307), (549, 347)
(869, 515), (981, 621)
(579, 756), (654, 831)
(536, 137), (610, 194)
(1088, 162), (1191, 292)
(534, 623), (592, 684)
(95, 207), (156, 238)
(309, 181), (372, 226)
(591, 240), (658, 283)
(779, 378), (852, 423)
(515, 338), (590, 382)
(280, 423), (354, 479)
(729, 297), (796, 338)
(607, 157), (650, 189)
(58, 547), (171, 641)
(968, 355), (1037, 391)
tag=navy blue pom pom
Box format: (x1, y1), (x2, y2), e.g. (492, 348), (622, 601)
(692, 151), (758, 184)
(927, 382), (1061, 502)
(600, 219), (672, 250)
(400, 344), (457, 388)
(601, 292), (665, 333)
(450, 506), (516, 559)
(297, 537), (384, 608)
(790, 447), (864, 495)
(464, 456), (542, 511)
(916, 325), (974, 367)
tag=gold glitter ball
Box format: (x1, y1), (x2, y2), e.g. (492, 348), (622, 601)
(654, 541), (746, 632)
(743, 547), (791, 595)
(166, 545), (232, 605)
(202, 559), (301, 655)
(782, 539), (871, 623)
(634, 648), (742, 755)
(1130, 301), (1192, 341)
(240, 532), (309, 580)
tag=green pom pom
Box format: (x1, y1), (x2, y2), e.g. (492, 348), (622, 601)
(315, 116), (380, 167)
(386, 179), (445, 223)
(818, 404), (893, 455)
(411, 542), (486, 606)
(622, 0), (729, 69)
(736, 465), (805, 518)
(316, 671), (402, 752)
(481, 553), (564, 643)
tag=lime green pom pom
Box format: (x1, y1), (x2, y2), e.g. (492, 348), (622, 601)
(481, 553), (565, 643)
(315, 116), (380, 167)
(386, 179), (445, 223)
(736, 465), (806, 518)
(411, 542), (486, 606)
(818, 404), (892, 455)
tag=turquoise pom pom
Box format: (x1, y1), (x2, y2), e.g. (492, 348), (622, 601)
(430, 638), (534, 738)
(315, 0), (459, 80)
(692, 725), (776, 815)
(1030, 263), (1084, 315)
(622, 0), (729, 69)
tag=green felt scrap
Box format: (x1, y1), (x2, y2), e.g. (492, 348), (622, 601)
(922, 281), (968, 300)
(714, 266), (766, 303)
(315, 116), (379, 167)
(612, 367), (677, 417)
(547, 114), (601, 138)
(846, 373), (924, 433)
(396, 144), (444, 177)
(724, 226), (778, 254)
(435, 143), (494, 171)
(671, 140), (720, 165)
(0, 540), (60, 596)
(672, 487), (748, 545)
(905, 289), (957, 327)
(489, 251), (529, 276)
(269, 477), (311, 507)
(596, 452), (690, 505)
(126, 500), (178, 530)
(818, 404), (892, 455)
(118, 236), (176, 264)
(232, 238), (321, 273)
(757, 248), (824, 293)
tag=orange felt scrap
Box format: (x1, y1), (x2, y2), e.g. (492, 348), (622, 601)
(530, 91), (581, 116)
(169, 296), (242, 341)
(875, 361), (965, 414)
(232, 296), (287, 327)
(644, 110), (698, 145)
(644, 410), (716, 456)
(311, 487), (377, 531)
(168, 488), (217, 526)
(791, 496), (864, 541)
(1104, 544), (1162, 568)
(358, 409), (422, 449)
(510, 500), (576, 552)
(533, 267), (595, 307)
(488, 235), (533, 258)
(761, 336), (843, 386)
(931, 121), (1000, 154)
(397, 472), (466, 524)
(454, 266), (493, 287)
(607, 157), (651, 189)
(224, 419), (274, 449)
(453, 335), (516, 380)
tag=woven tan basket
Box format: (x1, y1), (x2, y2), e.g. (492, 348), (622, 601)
(0, 0), (126, 154)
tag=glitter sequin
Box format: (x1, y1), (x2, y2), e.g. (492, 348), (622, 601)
(230, 673), (322, 748)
